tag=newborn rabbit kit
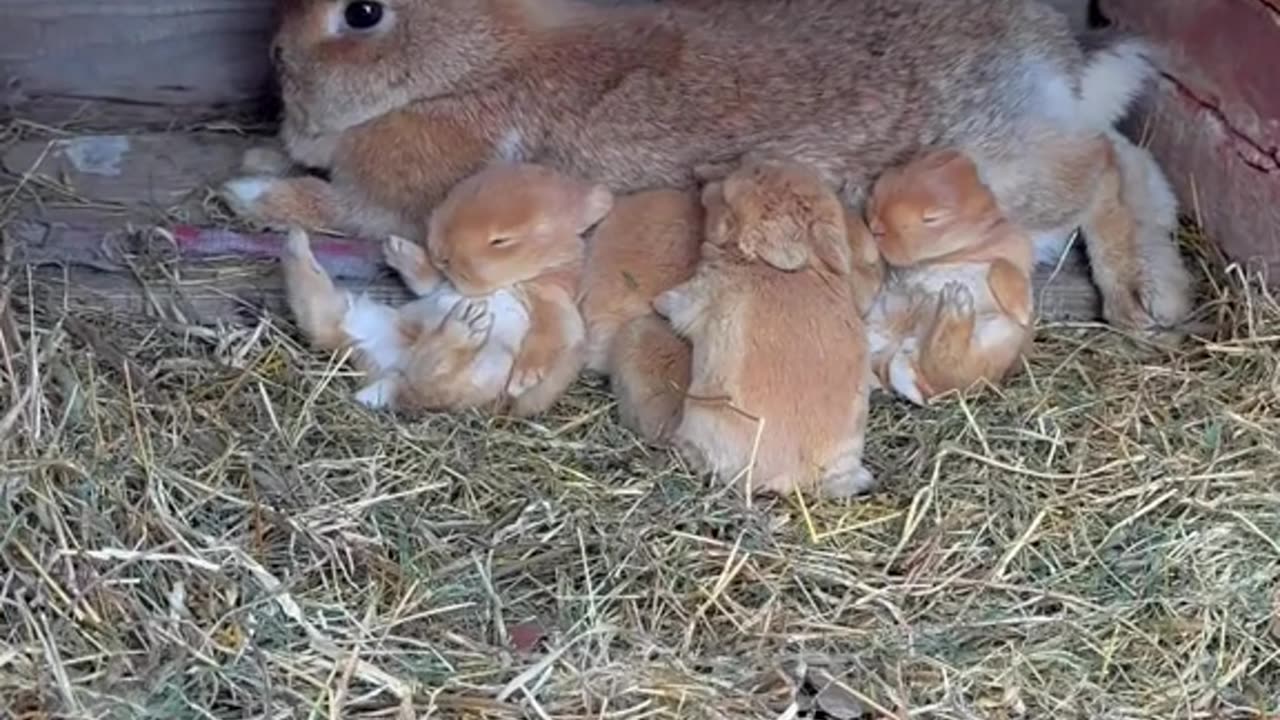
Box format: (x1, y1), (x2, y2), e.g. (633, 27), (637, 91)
(653, 156), (878, 500)
(281, 162), (613, 416)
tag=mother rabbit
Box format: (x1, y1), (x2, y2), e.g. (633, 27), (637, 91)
(224, 0), (1192, 332)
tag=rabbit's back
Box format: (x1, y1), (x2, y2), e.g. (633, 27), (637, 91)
(551, 0), (1088, 194)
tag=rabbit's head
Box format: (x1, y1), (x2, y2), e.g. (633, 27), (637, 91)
(866, 149), (1001, 267)
(272, 0), (554, 138)
(700, 154), (851, 276)
(426, 163), (613, 296)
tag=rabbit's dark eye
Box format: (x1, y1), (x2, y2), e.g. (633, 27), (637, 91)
(344, 1), (384, 30)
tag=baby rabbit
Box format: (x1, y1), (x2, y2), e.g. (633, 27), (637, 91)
(577, 189), (702, 443)
(653, 155), (876, 499)
(282, 162), (613, 415)
(863, 148), (1035, 405)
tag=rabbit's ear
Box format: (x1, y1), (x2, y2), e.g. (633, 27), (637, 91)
(809, 217), (852, 276)
(720, 172), (810, 270)
(575, 183), (615, 233)
(741, 224), (810, 271)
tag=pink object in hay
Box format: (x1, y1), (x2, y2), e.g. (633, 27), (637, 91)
(169, 225), (389, 281)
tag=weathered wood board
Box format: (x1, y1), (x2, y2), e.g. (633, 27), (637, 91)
(1102, 0), (1280, 279)
(0, 0), (278, 113)
(3, 133), (258, 219)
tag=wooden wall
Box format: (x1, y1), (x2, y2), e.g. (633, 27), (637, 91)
(0, 0), (278, 118)
(1103, 0), (1280, 277)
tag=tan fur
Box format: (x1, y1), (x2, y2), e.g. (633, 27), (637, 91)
(864, 149), (1036, 405)
(222, 0), (1193, 335)
(574, 188), (703, 441)
(844, 208), (887, 318)
(608, 313), (692, 444)
(655, 156), (875, 499)
(281, 163), (611, 416)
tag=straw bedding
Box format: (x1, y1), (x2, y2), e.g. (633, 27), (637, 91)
(1, 121), (1278, 719)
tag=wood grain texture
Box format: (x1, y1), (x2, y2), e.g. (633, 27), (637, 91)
(0, 0), (277, 108)
(3, 133), (258, 215)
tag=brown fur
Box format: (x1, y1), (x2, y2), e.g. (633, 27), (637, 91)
(222, 0), (1193, 335)
(864, 149), (1036, 405)
(655, 156), (875, 499)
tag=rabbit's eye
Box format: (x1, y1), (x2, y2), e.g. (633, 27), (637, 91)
(344, 1), (385, 31)
(489, 236), (514, 248)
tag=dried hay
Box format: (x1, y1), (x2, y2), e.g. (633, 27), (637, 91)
(1, 120), (1278, 719)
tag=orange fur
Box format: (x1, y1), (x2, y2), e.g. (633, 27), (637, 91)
(281, 163), (612, 416)
(655, 156), (875, 499)
(574, 189), (702, 442)
(224, 0), (1193, 335)
(864, 149), (1036, 405)
(844, 208), (886, 318)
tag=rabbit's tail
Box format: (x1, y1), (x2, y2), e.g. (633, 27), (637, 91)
(1075, 30), (1157, 130)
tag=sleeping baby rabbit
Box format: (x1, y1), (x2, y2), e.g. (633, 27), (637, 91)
(653, 155), (876, 499)
(577, 189), (702, 443)
(282, 162), (613, 415)
(863, 148), (1036, 405)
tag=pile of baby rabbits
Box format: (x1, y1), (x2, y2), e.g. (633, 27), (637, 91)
(282, 147), (1035, 501)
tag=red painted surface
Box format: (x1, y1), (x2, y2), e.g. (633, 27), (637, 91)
(1103, 0), (1280, 278)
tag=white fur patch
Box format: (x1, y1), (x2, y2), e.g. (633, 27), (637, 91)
(1032, 226), (1081, 266)
(973, 314), (1026, 351)
(1077, 39), (1155, 130)
(494, 130), (525, 163)
(469, 291), (531, 391)
(221, 176), (273, 211)
(1023, 61), (1079, 127)
(887, 350), (926, 406)
(355, 377), (397, 409)
(341, 294), (404, 372)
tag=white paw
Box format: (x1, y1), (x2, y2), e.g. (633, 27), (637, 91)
(355, 377), (396, 409)
(652, 286), (698, 331)
(384, 234), (426, 270)
(888, 350), (927, 406)
(822, 465), (877, 499)
(241, 147), (293, 176)
(281, 227), (328, 276)
(283, 226), (311, 257)
(221, 176), (275, 213)
(506, 366), (545, 398)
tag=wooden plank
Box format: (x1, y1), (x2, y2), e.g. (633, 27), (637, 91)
(2, 132), (261, 222)
(1102, 0), (1280, 279)
(6, 219), (1102, 328)
(0, 0), (277, 108)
